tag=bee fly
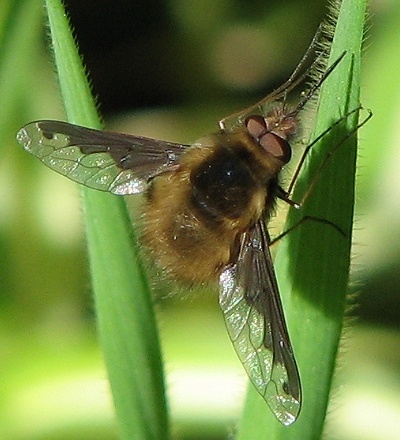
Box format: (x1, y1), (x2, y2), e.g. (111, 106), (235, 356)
(16, 40), (360, 425)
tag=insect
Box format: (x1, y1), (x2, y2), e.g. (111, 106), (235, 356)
(16, 43), (349, 425)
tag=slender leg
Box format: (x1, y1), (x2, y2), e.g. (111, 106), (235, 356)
(286, 108), (372, 205)
(270, 215), (346, 246)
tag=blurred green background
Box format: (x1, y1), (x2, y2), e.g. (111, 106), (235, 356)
(1, 0), (400, 439)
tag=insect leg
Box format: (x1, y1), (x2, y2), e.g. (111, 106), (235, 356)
(286, 107), (372, 205)
(270, 215), (346, 246)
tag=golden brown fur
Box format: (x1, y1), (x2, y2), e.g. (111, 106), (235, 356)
(141, 129), (284, 283)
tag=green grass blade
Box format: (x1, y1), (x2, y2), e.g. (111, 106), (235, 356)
(0, 0), (43, 143)
(44, 1), (169, 439)
(236, 0), (367, 438)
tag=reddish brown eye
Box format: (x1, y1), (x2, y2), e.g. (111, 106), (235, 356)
(246, 115), (292, 164)
(259, 132), (291, 163)
(245, 115), (268, 139)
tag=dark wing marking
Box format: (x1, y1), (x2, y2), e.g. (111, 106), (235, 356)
(219, 220), (301, 425)
(16, 120), (188, 194)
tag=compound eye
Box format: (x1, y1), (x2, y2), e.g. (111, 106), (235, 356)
(259, 132), (292, 164)
(245, 115), (292, 164)
(245, 115), (268, 139)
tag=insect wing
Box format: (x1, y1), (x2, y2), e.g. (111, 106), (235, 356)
(16, 120), (188, 195)
(219, 220), (301, 425)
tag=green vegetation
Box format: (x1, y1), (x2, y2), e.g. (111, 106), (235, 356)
(1, 0), (399, 439)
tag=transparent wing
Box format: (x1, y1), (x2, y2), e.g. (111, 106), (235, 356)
(16, 120), (188, 195)
(218, 32), (324, 132)
(219, 48), (343, 133)
(219, 220), (301, 425)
